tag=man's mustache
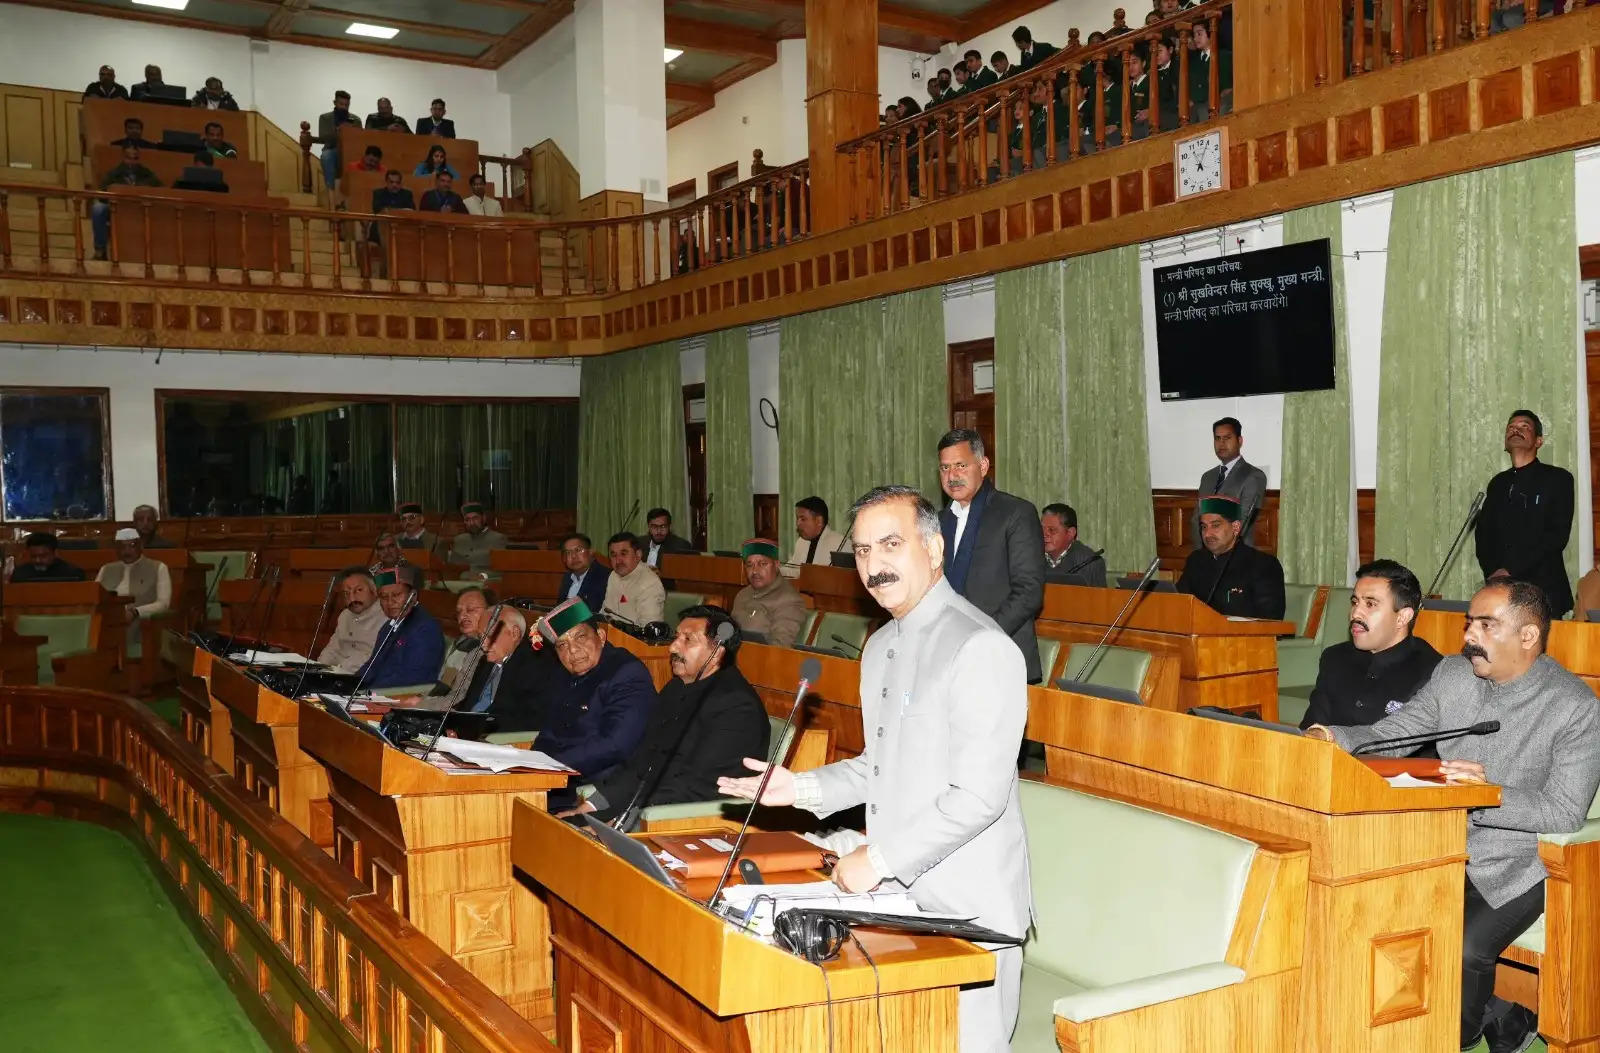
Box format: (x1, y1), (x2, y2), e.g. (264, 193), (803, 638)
(1461, 643), (1489, 661)
(866, 571), (899, 589)
(668, 650), (684, 664)
(1349, 619), (1367, 633)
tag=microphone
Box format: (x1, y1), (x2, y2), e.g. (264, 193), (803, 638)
(1422, 491), (1487, 606)
(197, 552), (227, 626)
(611, 620), (737, 831)
(288, 572), (340, 700)
(712, 656), (821, 907)
(349, 592), (417, 700)
(617, 499), (640, 536)
(220, 563), (276, 658)
(1351, 719), (1500, 756)
(1071, 556), (1159, 682)
(251, 563), (285, 658)
(1063, 547), (1106, 576)
(828, 633), (862, 659)
(1203, 497), (1258, 609)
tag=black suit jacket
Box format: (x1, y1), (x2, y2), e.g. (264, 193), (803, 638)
(587, 664), (769, 826)
(458, 642), (557, 734)
(415, 117), (456, 138)
(419, 189), (467, 213)
(558, 564), (611, 611)
(1300, 635), (1443, 730)
(938, 483), (1046, 682)
(1176, 543), (1286, 619)
(1015, 42), (1059, 72)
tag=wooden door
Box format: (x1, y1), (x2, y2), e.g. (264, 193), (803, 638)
(948, 338), (997, 475)
(684, 384), (708, 551)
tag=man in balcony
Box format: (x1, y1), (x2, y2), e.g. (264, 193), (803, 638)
(83, 65), (127, 101)
(197, 122), (237, 161)
(130, 504), (174, 549)
(449, 502), (508, 576)
(6, 533), (86, 583)
(316, 90), (360, 194)
(419, 170), (468, 213)
(991, 51), (1013, 79)
(464, 174), (503, 217)
(1124, 46), (1153, 140)
(191, 77), (239, 111)
(110, 118), (155, 150)
(1188, 21), (1234, 121)
(416, 98), (456, 138)
(965, 49), (999, 90)
(365, 97), (411, 134)
(1011, 25), (1058, 72)
(129, 64), (166, 102)
(92, 144), (162, 260)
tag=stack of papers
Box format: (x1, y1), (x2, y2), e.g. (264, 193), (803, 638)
(716, 880), (971, 937)
(317, 693), (407, 713)
(423, 737), (575, 775)
(1385, 772), (1443, 788)
(228, 650), (312, 666)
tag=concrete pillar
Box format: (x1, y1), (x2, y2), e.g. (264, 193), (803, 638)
(574, 0), (668, 201)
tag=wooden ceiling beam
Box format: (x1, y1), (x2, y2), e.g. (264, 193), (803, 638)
(706, 53), (775, 94)
(878, 4), (962, 42)
(305, 5), (498, 42)
(477, 0), (574, 67)
(264, 0), (310, 38)
(665, 15), (777, 61)
(665, 80), (716, 107)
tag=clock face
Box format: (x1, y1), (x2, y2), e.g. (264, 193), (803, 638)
(1177, 130), (1225, 197)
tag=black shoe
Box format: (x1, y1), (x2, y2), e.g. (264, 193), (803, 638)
(1462, 1032), (1485, 1052)
(1486, 1004), (1539, 1053)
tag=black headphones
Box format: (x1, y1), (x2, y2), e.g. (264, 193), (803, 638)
(773, 909), (850, 964)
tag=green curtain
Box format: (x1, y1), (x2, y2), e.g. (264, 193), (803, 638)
(487, 402), (580, 509)
(994, 261), (1068, 511)
(577, 342), (687, 541)
(1376, 153), (1578, 600)
(289, 411), (331, 512)
(1278, 204), (1354, 585)
(395, 404), (463, 512)
(346, 403), (393, 513)
(778, 288), (946, 534)
(705, 328), (754, 550)
(1061, 245), (1156, 576)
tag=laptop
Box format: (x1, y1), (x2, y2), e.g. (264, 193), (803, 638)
(1421, 599), (1471, 613)
(786, 908), (1024, 946)
(1116, 577), (1176, 593)
(145, 83), (188, 105)
(1188, 705), (1304, 737)
(828, 552), (855, 569)
(175, 165), (227, 192)
(161, 128), (204, 152)
(1053, 677), (1143, 706)
(583, 814), (677, 888)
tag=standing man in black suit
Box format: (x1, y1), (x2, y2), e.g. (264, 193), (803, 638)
(1475, 409), (1574, 618)
(558, 532), (611, 610)
(1011, 26), (1059, 72)
(416, 99), (456, 138)
(1192, 416), (1268, 547)
(935, 428), (1046, 682)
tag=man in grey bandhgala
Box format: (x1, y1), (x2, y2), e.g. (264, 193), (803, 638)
(721, 485), (1032, 1052)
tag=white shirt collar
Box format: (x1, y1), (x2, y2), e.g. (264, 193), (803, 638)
(951, 500), (971, 517)
(1218, 455), (1242, 472)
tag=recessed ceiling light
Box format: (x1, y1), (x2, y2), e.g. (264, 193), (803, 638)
(663, 48), (683, 63)
(132, 0), (191, 10)
(346, 22), (399, 40)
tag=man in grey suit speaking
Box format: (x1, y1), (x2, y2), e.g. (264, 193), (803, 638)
(1193, 416), (1268, 547)
(720, 485), (1033, 1052)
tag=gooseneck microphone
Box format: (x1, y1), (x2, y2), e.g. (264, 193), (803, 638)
(289, 572), (340, 699)
(712, 656), (822, 908)
(829, 633), (862, 659)
(221, 563), (279, 658)
(1422, 491), (1487, 606)
(1351, 719), (1501, 756)
(616, 499), (641, 537)
(611, 620), (737, 832)
(1063, 547), (1106, 576)
(348, 592), (417, 700)
(1072, 555), (1159, 682)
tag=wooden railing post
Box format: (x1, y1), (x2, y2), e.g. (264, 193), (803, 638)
(1232, 0), (1345, 106)
(806, 0), (879, 233)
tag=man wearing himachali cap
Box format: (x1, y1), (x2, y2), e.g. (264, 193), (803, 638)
(353, 564), (446, 689)
(395, 501), (440, 555)
(1175, 494), (1286, 619)
(448, 501), (507, 574)
(730, 538), (807, 646)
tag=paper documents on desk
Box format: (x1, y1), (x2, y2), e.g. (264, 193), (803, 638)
(229, 650), (312, 666)
(317, 693), (406, 713)
(717, 881), (972, 938)
(1385, 772), (1444, 788)
(423, 737), (575, 775)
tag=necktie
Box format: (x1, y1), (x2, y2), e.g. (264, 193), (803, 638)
(470, 663), (503, 712)
(1213, 464), (1227, 493)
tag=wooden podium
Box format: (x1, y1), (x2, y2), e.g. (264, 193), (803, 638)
(510, 803), (995, 1050)
(1037, 584), (1295, 715)
(1028, 684), (1501, 1053)
(296, 703), (569, 1021)
(159, 631), (230, 770)
(207, 658), (332, 847)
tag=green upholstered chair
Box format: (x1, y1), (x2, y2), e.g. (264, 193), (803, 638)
(663, 591), (705, 628)
(1060, 643), (1152, 696)
(813, 612), (871, 657)
(1510, 785), (1600, 959)
(15, 613), (96, 686)
(796, 609), (820, 647)
(1277, 586), (1352, 691)
(1012, 779), (1257, 1049)
(635, 714), (800, 825)
(1036, 637), (1063, 683)
(192, 550), (252, 624)
(1281, 583), (1320, 637)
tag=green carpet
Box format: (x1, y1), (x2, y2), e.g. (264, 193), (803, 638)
(145, 695), (183, 728)
(1466, 1033), (1549, 1052)
(0, 813), (271, 1053)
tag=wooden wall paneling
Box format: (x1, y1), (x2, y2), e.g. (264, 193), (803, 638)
(0, 83), (52, 173)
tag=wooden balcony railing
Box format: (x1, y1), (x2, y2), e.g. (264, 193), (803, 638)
(0, 685), (555, 1052)
(839, 1), (1238, 220)
(1346, 0), (1596, 73)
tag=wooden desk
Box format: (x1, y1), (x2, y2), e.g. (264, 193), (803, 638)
(160, 631), (230, 769)
(659, 553), (747, 599)
(739, 641), (868, 770)
(296, 701), (568, 1021)
(1037, 584), (1294, 716)
(1028, 684), (1501, 1053)
(335, 126), (478, 191)
(1, 579), (126, 687)
(89, 143), (267, 196)
(208, 658), (332, 847)
(81, 97), (251, 158)
(511, 803), (993, 1050)
(1416, 608), (1600, 693)
(489, 548), (565, 603)
(798, 563), (878, 618)
(607, 629), (672, 689)
(219, 576), (336, 652)
(104, 186), (292, 271)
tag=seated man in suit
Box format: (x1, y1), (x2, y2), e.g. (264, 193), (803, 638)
(603, 532), (666, 626)
(1177, 495), (1286, 619)
(415, 98), (456, 138)
(354, 565), (445, 689)
(533, 599), (657, 789)
(936, 428), (1046, 683)
(787, 495), (846, 571)
(130, 504), (175, 549)
(428, 604), (553, 734)
(395, 501), (438, 554)
(731, 538), (807, 646)
(1307, 579), (1600, 1053)
(1299, 559), (1442, 730)
(559, 604), (768, 827)
(1193, 416), (1267, 547)
(129, 64), (167, 102)
(1041, 502), (1107, 587)
(644, 508), (696, 568)
(419, 170), (468, 213)
(314, 568), (386, 674)
(364, 97), (411, 133)
(191, 77), (239, 111)
(558, 532), (610, 610)
(6, 533), (86, 583)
